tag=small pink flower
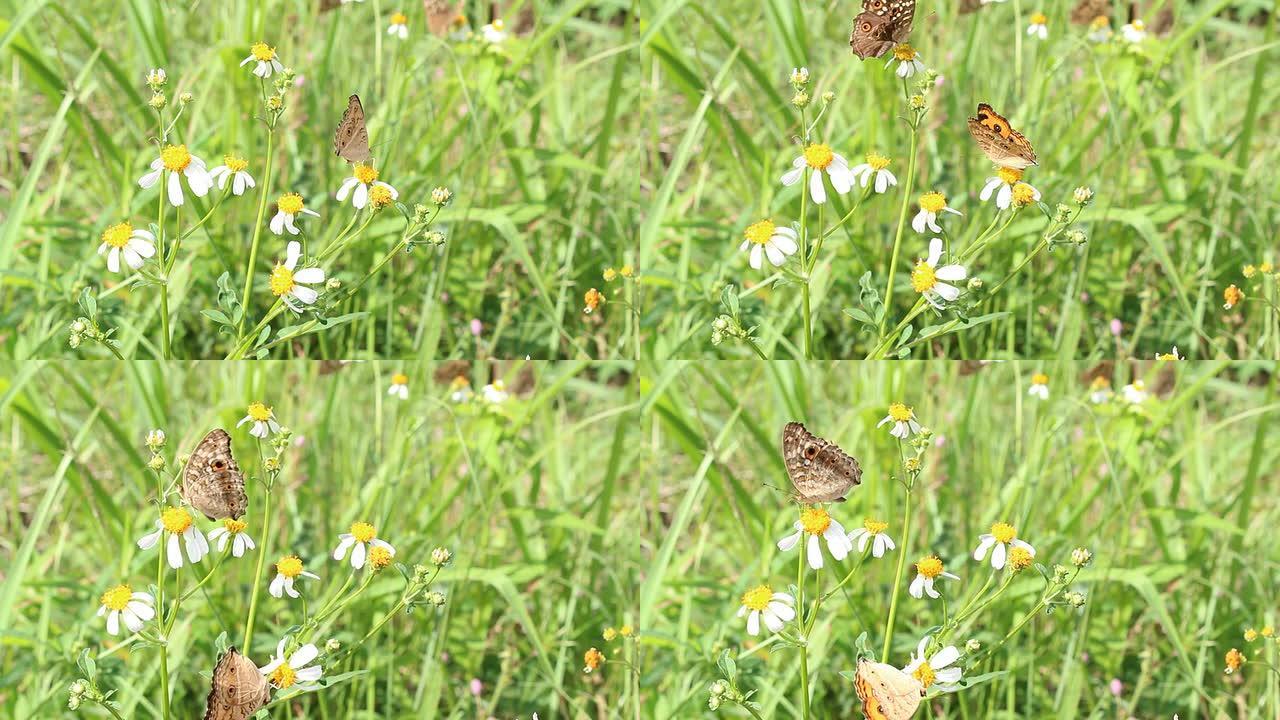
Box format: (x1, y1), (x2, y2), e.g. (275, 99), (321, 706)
(1079, 291), (1090, 303)
(933, 435), (946, 448)
(470, 678), (483, 696)
(470, 319), (483, 336)
(1109, 678), (1123, 696)
(1109, 318), (1123, 336)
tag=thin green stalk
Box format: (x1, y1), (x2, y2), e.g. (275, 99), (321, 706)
(878, 129), (919, 338)
(237, 128), (276, 338)
(796, 546), (810, 720)
(880, 486), (912, 660)
(158, 180), (170, 360)
(241, 483), (272, 653)
(799, 169), (812, 359)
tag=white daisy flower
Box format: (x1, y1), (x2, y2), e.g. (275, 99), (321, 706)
(137, 506), (210, 569)
(902, 636), (964, 692)
(736, 584), (796, 636)
(973, 522), (1036, 570)
(97, 584), (155, 636)
(911, 192), (962, 234)
(739, 219), (799, 269)
(337, 164), (399, 210)
(777, 506), (854, 570)
(1121, 379), (1149, 404)
(259, 638), (324, 691)
(848, 518), (896, 558)
(887, 44), (926, 78)
(138, 144), (212, 207)
(780, 143), (856, 205)
(877, 402), (922, 439)
(1088, 377), (1112, 404)
(980, 167), (1041, 211)
(1087, 16), (1113, 42)
(849, 152), (898, 194)
(481, 380), (509, 404)
(270, 241), (326, 313)
(332, 521), (396, 570)
(97, 222), (157, 274)
(240, 42), (285, 78)
(909, 556), (960, 599)
(911, 237), (968, 309)
(269, 193), (320, 236)
(207, 155), (256, 196)
(1028, 373), (1050, 400)
(1120, 19), (1146, 43)
(480, 19), (507, 43)
(387, 12), (409, 38)
(387, 373), (409, 400)
(1027, 12), (1048, 39)
(269, 555), (321, 599)
(237, 401), (282, 438)
(208, 519), (256, 558)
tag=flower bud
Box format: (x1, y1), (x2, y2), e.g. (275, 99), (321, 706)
(68, 333), (83, 349)
(1070, 547), (1092, 567)
(822, 91), (835, 104)
(1073, 186), (1094, 205)
(149, 93), (167, 110)
(70, 319), (87, 334)
(426, 590), (446, 607)
(790, 67), (810, 86)
(146, 429), (167, 449)
(326, 278), (342, 291)
(791, 91), (810, 108)
(965, 638), (981, 653)
(179, 92), (194, 105)
(431, 546), (452, 566)
(325, 638), (342, 653)
(1065, 591), (1086, 608)
(146, 68), (167, 89)
(431, 186), (453, 205)
(147, 455), (167, 471)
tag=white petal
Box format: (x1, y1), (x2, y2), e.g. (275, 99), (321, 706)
(166, 533), (183, 568)
(806, 534), (824, 569)
(763, 609), (785, 633)
(749, 243), (763, 270)
(286, 241), (302, 270)
(777, 530), (801, 552)
(973, 536), (995, 560)
(911, 211), (928, 234)
(936, 264), (967, 281)
(290, 285), (319, 305)
(991, 542), (1007, 569)
(980, 178), (1002, 201)
(764, 242), (785, 267)
(167, 172), (185, 206)
(353, 182), (368, 209)
(128, 237), (156, 258)
(351, 541), (367, 568)
(337, 177), (358, 201)
(106, 247), (122, 273)
(746, 609), (761, 636)
(927, 237), (944, 266)
(932, 646), (960, 669)
(139, 169), (161, 189)
(122, 247), (144, 270)
(909, 575), (925, 598)
(808, 168), (827, 204)
(269, 575), (285, 597)
(106, 610), (120, 635)
(270, 212), (286, 235)
(293, 267), (325, 284)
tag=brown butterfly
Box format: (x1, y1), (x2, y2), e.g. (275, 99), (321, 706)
(424, 0), (462, 36)
(1070, 0), (1112, 24)
(966, 103), (1037, 169)
(203, 647), (271, 720)
(181, 429), (247, 520)
(850, 0), (917, 59)
(855, 659), (924, 720)
(781, 422), (862, 504)
(333, 94), (371, 164)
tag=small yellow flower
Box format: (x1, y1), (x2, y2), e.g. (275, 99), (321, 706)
(603, 268), (618, 282)
(1261, 261), (1274, 274)
(619, 624), (634, 637)
(1223, 284), (1243, 310)
(603, 627), (618, 642)
(1008, 546), (1034, 572)
(583, 647), (604, 673)
(1263, 626), (1275, 638)
(583, 288), (604, 314)
(619, 265), (634, 278)
(1242, 264), (1257, 278)
(368, 545), (394, 570)
(1224, 648), (1244, 673)
(1244, 628), (1259, 642)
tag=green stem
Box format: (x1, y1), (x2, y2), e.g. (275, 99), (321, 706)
(878, 129), (919, 338)
(796, 545), (810, 720)
(237, 128), (276, 338)
(880, 486), (913, 660)
(799, 170), (812, 359)
(241, 484), (272, 653)
(157, 180), (170, 360)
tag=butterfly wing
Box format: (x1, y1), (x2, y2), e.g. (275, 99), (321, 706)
(182, 429), (247, 520)
(850, 12), (897, 59)
(1069, 0), (1111, 24)
(781, 422), (862, 504)
(888, 0), (916, 43)
(855, 660), (924, 720)
(334, 94), (371, 163)
(203, 648), (271, 720)
(967, 103), (1037, 169)
(424, 0), (460, 35)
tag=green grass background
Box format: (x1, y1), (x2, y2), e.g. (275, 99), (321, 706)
(2, 359), (1278, 717)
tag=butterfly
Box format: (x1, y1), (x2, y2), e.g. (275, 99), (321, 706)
(181, 429), (247, 520)
(966, 103), (1037, 169)
(424, 0), (462, 36)
(781, 422), (862, 504)
(1070, 0), (1112, 24)
(854, 659), (924, 720)
(202, 647), (271, 720)
(333, 94), (371, 164)
(849, 0), (917, 59)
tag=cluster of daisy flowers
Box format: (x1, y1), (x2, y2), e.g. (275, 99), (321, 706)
(1226, 624), (1280, 677)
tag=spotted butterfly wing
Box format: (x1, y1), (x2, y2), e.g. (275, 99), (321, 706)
(181, 429), (247, 520)
(855, 659), (924, 720)
(781, 422), (862, 504)
(333, 94), (371, 164)
(203, 647), (271, 720)
(850, 0), (916, 59)
(966, 103), (1038, 169)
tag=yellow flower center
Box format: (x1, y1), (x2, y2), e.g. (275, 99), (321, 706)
(270, 264), (296, 296)
(1009, 546), (1034, 571)
(1031, 373), (1049, 386)
(250, 42), (276, 62)
(991, 522), (1016, 544)
(368, 545), (393, 569)
(391, 12), (407, 24)
(161, 144), (192, 172)
(277, 555), (304, 578)
(916, 555), (944, 579)
(1245, 629), (1259, 642)
(277, 193), (304, 215)
(391, 373), (408, 385)
(863, 518), (888, 535)
(1011, 183), (1037, 207)
(369, 184), (394, 208)
(450, 375), (469, 389)
(270, 662), (297, 689)
(620, 265), (634, 277)
(100, 584), (133, 612)
(224, 155), (248, 172)
(161, 507), (193, 534)
(918, 192), (946, 213)
(866, 152), (890, 170)
(247, 401), (273, 421)
(1090, 15), (1109, 29)
(740, 584), (773, 612)
(101, 222), (134, 249)
(223, 518), (247, 534)
(997, 167), (1023, 185)
(354, 164), (379, 184)
(912, 661), (937, 688)
(603, 268), (618, 282)
(800, 507), (832, 535)
(1090, 377), (1109, 390)
(1132, 19), (1145, 30)
(350, 521), (377, 543)
(802, 144), (835, 170)
(892, 44), (918, 61)
(619, 624), (634, 636)
(1131, 380), (1146, 391)
(743, 220), (776, 246)
(888, 403), (913, 422)
(911, 260), (938, 292)
(1030, 12), (1047, 24)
